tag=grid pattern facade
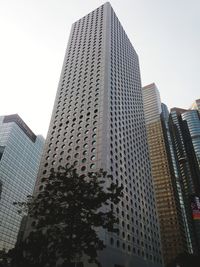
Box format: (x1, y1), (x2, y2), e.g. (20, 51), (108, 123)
(142, 84), (162, 124)
(143, 85), (187, 266)
(161, 105), (193, 254)
(0, 115), (44, 251)
(146, 121), (186, 265)
(35, 3), (162, 267)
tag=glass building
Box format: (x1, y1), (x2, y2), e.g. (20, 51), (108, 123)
(33, 3), (163, 267)
(142, 84), (188, 266)
(0, 114), (44, 251)
(169, 107), (200, 253)
(181, 110), (200, 169)
(161, 104), (193, 255)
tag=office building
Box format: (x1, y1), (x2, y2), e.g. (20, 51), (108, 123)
(169, 106), (200, 252)
(161, 105), (194, 255)
(142, 83), (188, 266)
(181, 109), (200, 169)
(191, 99), (200, 113)
(34, 3), (162, 267)
(0, 114), (44, 251)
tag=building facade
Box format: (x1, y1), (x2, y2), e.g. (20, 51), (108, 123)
(34, 3), (163, 267)
(161, 105), (194, 255)
(0, 114), (44, 251)
(142, 84), (188, 266)
(169, 106), (200, 253)
(181, 110), (200, 169)
(191, 99), (200, 113)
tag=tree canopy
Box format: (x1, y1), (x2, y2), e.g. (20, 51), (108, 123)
(1, 166), (123, 267)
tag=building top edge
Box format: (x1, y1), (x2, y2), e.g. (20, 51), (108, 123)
(2, 114), (37, 143)
(142, 83), (156, 89)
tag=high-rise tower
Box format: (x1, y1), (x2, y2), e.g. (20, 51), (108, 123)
(191, 99), (200, 113)
(34, 3), (162, 267)
(181, 109), (200, 169)
(0, 114), (44, 251)
(169, 106), (200, 252)
(142, 84), (188, 265)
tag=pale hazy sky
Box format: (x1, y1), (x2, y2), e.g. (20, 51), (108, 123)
(0, 0), (199, 137)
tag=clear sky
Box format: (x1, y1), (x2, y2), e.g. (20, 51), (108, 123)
(0, 0), (199, 137)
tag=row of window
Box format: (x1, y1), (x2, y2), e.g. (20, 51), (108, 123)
(109, 8), (161, 262)
(39, 5), (161, 263)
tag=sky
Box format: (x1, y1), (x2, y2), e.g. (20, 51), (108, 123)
(0, 0), (199, 137)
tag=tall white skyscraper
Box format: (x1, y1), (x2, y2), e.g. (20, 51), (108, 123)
(35, 3), (162, 267)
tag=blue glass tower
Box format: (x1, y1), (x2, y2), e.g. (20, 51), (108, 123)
(181, 110), (200, 169)
(0, 114), (44, 251)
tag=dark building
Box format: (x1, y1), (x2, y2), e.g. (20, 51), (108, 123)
(161, 104), (194, 255)
(169, 107), (200, 253)
(32, 3), (163, 267)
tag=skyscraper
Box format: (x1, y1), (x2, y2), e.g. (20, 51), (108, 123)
(142, 83), (188, 265)
(169, 106), (200, 252)
(191, 99), (200, 113)
(0, 114), (44, 251)
(181, 110), (200, 169)
(34, 3), (162, 267)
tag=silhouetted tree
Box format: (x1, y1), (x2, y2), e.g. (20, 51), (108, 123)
(0, 249), (9, 267)
(1, 166), (123, 267)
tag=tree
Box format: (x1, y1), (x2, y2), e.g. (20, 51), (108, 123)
(0, 249), (9, 267)
(4, 166), (123, 267)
